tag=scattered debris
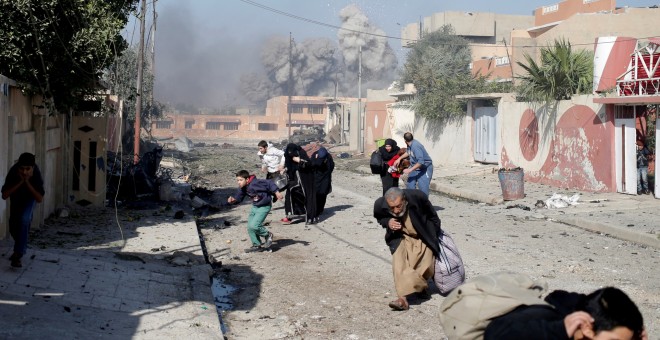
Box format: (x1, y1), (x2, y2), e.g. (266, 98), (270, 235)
(534, 200), (546, 209)
(174, 136), (194, 152)
(173, 210), (185, 219)
(505, 204), (531, 211)
(545, 193), (580, 209)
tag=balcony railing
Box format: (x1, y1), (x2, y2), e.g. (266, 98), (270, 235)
(616, 77), (660, 96)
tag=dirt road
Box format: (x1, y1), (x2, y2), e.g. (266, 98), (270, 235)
(190, 146), (659, 339)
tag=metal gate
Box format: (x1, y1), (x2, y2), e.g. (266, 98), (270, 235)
(474, 106), (499, 164)
(614, 106), (637, 194)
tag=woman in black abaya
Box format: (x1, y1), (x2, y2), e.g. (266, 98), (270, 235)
(282, 143), (317, 224)
(378, 138), (401, 195)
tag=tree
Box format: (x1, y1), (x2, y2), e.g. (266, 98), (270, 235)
(103, 45), (163, 135)
(400, 26), (509, 121)
(516, 39), (593, 102)
(0, 0), (138, 112)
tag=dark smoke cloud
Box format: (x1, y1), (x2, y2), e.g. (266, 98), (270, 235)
(241, 4), (398, 106)
(154, 4), (261, 110)
(155, 3), (397, 109)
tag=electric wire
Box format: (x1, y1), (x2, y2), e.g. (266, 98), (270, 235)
(236, 0), (660, 49)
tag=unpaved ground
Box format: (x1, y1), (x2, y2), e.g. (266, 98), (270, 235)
(29, 145), (659, 339)
(190, 146), (660, 339)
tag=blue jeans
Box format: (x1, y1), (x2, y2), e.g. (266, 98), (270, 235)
(406, 165), (434, 196)
(637, 166), (649, 192)
(9, 200), (36, 257)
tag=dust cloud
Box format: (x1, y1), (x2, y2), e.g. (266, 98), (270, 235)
(155, 4), (398, 110)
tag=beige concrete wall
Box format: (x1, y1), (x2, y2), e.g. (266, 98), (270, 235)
(534, 0), (615, 27)
(387, 104), (473, 165)
(533, 8), (660, 54)
(1, 76), (63, 238)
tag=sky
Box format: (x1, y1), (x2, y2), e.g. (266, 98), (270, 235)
(130, 0), (660, 109)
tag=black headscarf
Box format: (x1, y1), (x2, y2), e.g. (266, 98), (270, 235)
(378, 138), (400, 162)
(284, 143), (310, 176)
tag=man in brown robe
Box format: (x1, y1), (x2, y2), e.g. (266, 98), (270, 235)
(373, 187), (441, 310)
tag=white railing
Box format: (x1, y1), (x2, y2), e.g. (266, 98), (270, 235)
(616, 77), (660, 96)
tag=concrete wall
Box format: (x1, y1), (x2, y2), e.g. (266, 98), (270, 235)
(386, 103), (474, 165)
(498, 95), (615, 192)
(1, 75), (63, 239)
(364, 101), (394, 152)
(534, 0), (615, 27)
(533, 8), (660, 56)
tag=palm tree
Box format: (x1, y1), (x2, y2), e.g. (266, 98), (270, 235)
(516, 39), (593, 102)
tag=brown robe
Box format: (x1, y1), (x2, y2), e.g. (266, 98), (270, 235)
(391, 212), (435, 297)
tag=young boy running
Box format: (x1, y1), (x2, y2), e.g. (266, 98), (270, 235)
(228, 170), (283, 253)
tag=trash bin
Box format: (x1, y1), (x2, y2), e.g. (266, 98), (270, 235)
(498, 168), (525, 200)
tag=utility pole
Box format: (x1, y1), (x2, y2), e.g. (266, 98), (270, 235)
(150, 0), (157, 105)
(358, 46), (363, 153)
(288, 32), (293, 143)
(134, 0), (146, 164)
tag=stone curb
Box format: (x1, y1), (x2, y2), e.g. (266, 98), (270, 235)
(552, 217), (660, 249)
(353, 164), (659, 250)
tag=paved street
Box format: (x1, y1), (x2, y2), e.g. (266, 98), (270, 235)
(0, 156), (658, 339)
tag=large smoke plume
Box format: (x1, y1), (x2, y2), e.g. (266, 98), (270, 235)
(240, 4), (398, 106)
(155, 4), (397, 110)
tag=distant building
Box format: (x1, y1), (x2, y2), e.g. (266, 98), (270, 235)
(150, 96), (358, 143)
(402, 0), (660, 84)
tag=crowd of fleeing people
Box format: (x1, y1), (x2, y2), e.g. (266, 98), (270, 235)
(227, 135), (649, 339)
(229, 140), (334, 253)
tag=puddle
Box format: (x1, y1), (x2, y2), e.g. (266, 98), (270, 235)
(211, 276), (237, 335)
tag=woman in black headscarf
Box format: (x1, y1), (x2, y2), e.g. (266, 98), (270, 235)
(378, 138), (401, 195)
(282, 143), (317, 224)
(311, 146), (334, 222)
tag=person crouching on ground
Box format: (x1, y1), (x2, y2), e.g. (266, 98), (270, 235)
(485, 287), (648, 340)
(2, 152), (45, 268)
(373, 187), (441, 310)
(227, 170), (283, 253)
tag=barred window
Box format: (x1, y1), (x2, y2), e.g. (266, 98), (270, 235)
(290, 105), (303, 114)
(223, 123), (239, 130)
(258, 123), (278, 131)
(206, 122), (222, 130)
(156, 121), (173, 129)
(308, 105), (324, 114)
(185, 120), (194, 129)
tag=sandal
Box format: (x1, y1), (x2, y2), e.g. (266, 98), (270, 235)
(388, 297), (409, 311)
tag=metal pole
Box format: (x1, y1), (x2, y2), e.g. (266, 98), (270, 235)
(288, 32), (293, 143)
(134, 0), (146, 164)
(358, 46), (363, 153)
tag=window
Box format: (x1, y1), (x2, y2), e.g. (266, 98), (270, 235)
(542, 4), (558, 14)
(185, 120), (194, 129)
(308, 105), (324, 114)
(156, 121), (173, 129)
(495, 56), (510, 66)
(290, 105), (303, 114)
(223, 123), (239, 130)
(206, 122), (222, 130)
(258, 123), (278, 131)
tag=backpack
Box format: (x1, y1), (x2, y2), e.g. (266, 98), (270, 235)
(439, 272), (549, 340)
(434, 229), (465, 295)
(370, 150), (383, 174)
